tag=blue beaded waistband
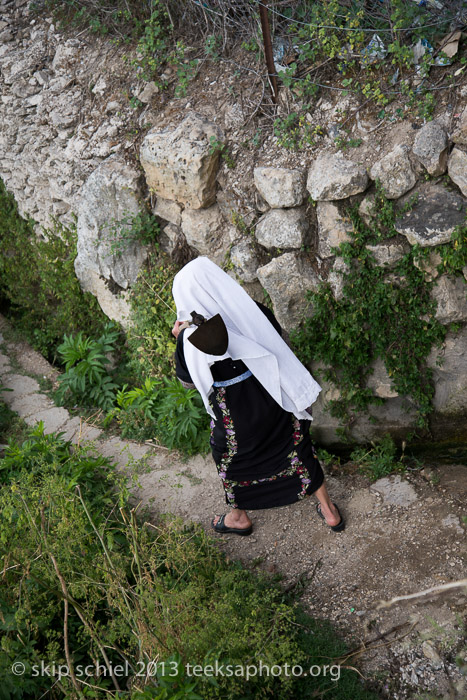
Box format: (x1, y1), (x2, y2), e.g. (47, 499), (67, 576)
(212, 370), (252, 387)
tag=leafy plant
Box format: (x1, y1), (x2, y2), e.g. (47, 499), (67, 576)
(130, 4), (172, 82)
(208, 136), (236, 169)
(437, 223), (467, 275)
(54, 322), (121, 411)
(153, 378), (210, 455)
(105, 209), (161, 257)
(350, 434), (405, 481)
(273, 112), (321, 151)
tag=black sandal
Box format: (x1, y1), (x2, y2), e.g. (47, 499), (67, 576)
(211, 514), (253, 536)
(316, 503), (345, 532)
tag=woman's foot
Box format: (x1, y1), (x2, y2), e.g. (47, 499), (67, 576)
(316, 502), (345, 532)
(212, 510), (252, 531)
(313, 482), (344, 529)
(316, 501), (341, 527)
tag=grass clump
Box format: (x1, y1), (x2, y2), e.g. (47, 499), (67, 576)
(350, 434), (406, 481)
(0, 421), (378, 700)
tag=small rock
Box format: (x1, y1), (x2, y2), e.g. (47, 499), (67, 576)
(254, 167), (306, 208)
(369, 144), (417, 199)
(412, 122), (449, 176)
(395, 183), (467, 246)
(448, 147), (467, 197)
(137, 81), (159, 103)
(255, 207), (308, 249)
(307, 153), (369, 201)
(370, 475), (418, 506)
(316, 201), (352, 258)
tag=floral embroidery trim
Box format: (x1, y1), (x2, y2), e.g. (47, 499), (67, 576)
(212, 387), (239, 508)
(212, 403), (312, 505)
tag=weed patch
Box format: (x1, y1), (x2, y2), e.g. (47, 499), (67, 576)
(0, 179), (107, 360)
(291, 184), (446, 434)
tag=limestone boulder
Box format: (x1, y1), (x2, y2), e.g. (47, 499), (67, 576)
(369, 144), (417, 199)
(448, 147), (467, 197)
(307, 153), (369, 201)
(256, 252), (320, 331)
(432, 275), (467, 324)
(140, 112), (223, 209)
(181, 204), (234, 264)
(427, 326), (467, 416)
(366, 241), (408, 268)
(153, 196), (182, 227)
(230, 240), (261, 283)
(255, 207), (308, 249)
(395, 183), (466, 246)
(253, 167), (306, 208)
(327, 257), (349, 301)
(73, 267), (132, 328)
(316, 202), (352, 258)
(367, 358), (398, 399)
(413, 249), (442, 281)
(75, 156), (148, 295)
(412, 122), (448, 176)
(452, 106), (467, 145)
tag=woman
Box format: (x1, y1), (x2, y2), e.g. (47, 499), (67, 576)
(171, 257), (344, 535)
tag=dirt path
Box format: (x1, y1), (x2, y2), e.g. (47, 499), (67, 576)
(0, 314), (465, 699)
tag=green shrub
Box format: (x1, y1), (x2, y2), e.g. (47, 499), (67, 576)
(0, 179), (107, 359)
(151, 378), (210, 455)
(0, 423), (378, 700)
(126, 255), (179, 383)
(104, 377), (210, 456)
(54, 322), (121, 411)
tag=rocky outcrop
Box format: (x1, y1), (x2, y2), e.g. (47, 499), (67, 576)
(2, 2), (467, 449)
(306, 153), (369, 200)
(74, 156), (148, 293)
(140, 113), (223, 209)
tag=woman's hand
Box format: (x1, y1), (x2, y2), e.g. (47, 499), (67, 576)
(171, 320), (190, 339)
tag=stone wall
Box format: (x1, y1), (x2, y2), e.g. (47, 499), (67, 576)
(1, 1), (467, 447)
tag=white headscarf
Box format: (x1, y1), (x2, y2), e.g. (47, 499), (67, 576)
(172, 257), (321, 419)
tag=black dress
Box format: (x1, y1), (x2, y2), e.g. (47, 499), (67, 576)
(175, 303), (324, 510)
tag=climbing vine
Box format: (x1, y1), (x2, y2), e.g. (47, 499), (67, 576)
(291, 187), (448, 433)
